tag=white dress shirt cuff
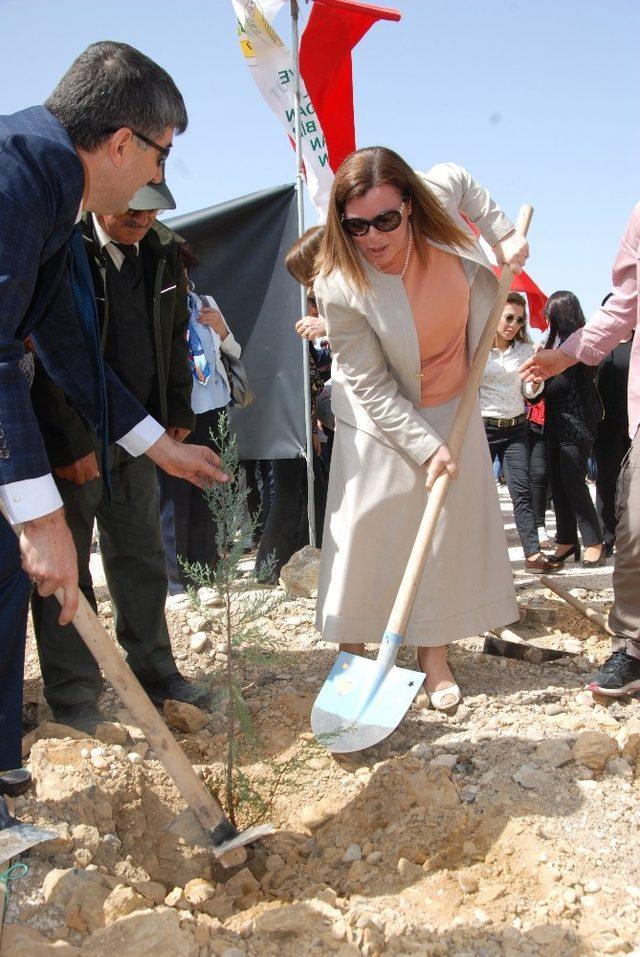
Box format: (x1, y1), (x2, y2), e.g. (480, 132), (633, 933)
(117, 416), (165, 457)
(523, 380), (544, 399)
(0, 475), (63, 524)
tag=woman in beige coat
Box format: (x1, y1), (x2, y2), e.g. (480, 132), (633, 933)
(314, 147), (529, 709)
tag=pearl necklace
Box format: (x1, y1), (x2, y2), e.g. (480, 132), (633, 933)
(371, 223), (413, 278)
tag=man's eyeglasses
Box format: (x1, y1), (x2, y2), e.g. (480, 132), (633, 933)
(504, 313), (526, 326)
(341, 201), (407, 237)
(103, 127), (172, 169)
(131, 129), (172, 168)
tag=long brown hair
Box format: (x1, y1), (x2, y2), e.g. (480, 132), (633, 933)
(285, 225), (324, 286)
(318, 146), (474, 292)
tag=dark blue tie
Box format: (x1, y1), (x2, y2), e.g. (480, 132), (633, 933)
(68, 225), (111, 492)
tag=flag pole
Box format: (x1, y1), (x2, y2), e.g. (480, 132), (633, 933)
(291, 0), (316, 547)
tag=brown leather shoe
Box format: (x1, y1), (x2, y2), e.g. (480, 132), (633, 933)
(525, 554), (558, 572)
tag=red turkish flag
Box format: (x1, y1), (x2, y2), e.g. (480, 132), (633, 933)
(299, 0), (401, 174)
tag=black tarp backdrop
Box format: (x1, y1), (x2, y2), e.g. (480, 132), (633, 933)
(167, 184), (304, 460)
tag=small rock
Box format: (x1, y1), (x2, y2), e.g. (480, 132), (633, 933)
(569, 588), (589, 600)
(197, 586), (221, 607)
(279, 545), (321, 598)
(163, 699), (209, 733)
(397, 857), (422, 880)
(184, 878), (217, 908)
(513, 764), (552, 790)
(90, 746), (110, 770)
(535, 739), (573, 767)
(299, 799), (336, 830)
(572, 730), (618, 771)
(617, 717), (640, 762)
(103, 885), (149, 925)
(93, 722), (129, 746)
(584, 880), (601, 894)
(429, 753), (458, 769)
(71, 824), (101, 854)
(187, 614), (208, 633)
(165, 887), (190, 910)
(189, 632), (209, 653)
(66, 881), (112, 934)
(605, 756), (633, 779)
(226, 867), (261, 898)
(460, 786), (479, 803)
(458, 873), (479, 894)
(80, 907), (197, 957)
(134, 881), (167, 905)
(410, 742), (432, 759)
(544, 703), (564, 716)
(0, 925), (80, 956)
(43, 867), (111, 907)
(366, 851), (383, 865)
(342, 843), (362, 863)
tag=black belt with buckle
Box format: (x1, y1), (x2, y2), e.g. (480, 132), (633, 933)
(484, 413), (527, 428)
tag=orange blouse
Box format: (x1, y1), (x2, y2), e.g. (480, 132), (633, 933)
(403, 244), (470, 407)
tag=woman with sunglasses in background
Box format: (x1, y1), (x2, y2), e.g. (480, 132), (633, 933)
(542, 291), (606, 568)
(480, 293), (553, 572)
(314, 147), (529, 711)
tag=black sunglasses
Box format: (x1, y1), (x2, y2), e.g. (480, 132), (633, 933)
(341, 200), (407, 237)
(103, 127), (172, 168)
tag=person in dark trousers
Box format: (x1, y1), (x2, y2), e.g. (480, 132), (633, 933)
(521, 204), (640, 697)
(594, 293), (633, 556)
(539, 291), (605, 569)
(480, 292), (552, 571)
(30, 182), (209, 732)
(0, 42), (224, 773)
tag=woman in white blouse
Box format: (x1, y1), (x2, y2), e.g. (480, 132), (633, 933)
(161, 243), (242, 593)
(480, 293), (554, 572)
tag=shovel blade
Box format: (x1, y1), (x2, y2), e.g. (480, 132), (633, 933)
(0, 823), (58, 860)
(311, 652), (424, 753)
(165, 808), (274, 856)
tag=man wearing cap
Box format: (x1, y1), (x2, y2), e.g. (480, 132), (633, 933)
(30, 180), (202, 730)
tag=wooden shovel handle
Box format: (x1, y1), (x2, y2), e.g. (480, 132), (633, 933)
(539, 575), (612, 635)
(3, 508), (245, 868)
(55, 588), (246, 866)
(387, 206), (534, 637)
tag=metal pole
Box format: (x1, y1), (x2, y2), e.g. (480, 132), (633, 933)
(291, 0), (316, 546)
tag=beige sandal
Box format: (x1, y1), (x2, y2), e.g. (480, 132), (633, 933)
(427, 684), (462, 711)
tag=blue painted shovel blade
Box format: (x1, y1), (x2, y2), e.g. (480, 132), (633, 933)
(311, 651), (425, 753)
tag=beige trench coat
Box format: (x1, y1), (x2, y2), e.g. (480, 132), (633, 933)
(314, 162), (520, 646)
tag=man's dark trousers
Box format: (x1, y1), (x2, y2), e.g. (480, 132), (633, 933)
(32, 445), (177, 706)
(0, 517), (31, 769)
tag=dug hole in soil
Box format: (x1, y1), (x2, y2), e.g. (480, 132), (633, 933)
(5, 495), (640, 957)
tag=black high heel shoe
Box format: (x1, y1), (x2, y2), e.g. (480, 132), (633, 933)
(547, 544), (581, 566)
(581, 545), (607, 568)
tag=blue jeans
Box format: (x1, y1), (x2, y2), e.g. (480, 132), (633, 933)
(485, 421), (540, 557)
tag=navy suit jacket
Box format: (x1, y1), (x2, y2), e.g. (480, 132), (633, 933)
(0, 106), (147, 486)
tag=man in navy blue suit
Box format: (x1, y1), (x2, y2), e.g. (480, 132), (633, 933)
(0, 41), (227, 774)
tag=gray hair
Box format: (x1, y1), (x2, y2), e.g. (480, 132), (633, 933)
(45, 41), (188, 151)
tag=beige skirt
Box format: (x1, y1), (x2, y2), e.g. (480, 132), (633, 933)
(316, 395), (518, 646)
